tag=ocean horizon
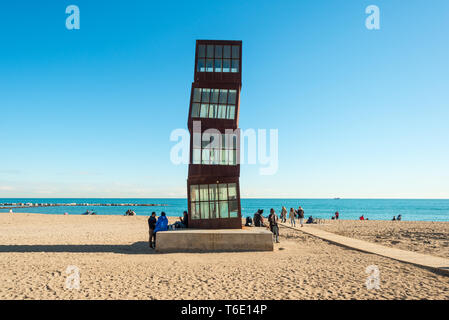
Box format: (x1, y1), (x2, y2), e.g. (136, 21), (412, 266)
(1, 198), (449, 221)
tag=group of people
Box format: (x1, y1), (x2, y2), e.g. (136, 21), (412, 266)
(147, 211), (189, 248)
(125, 209), (136, 216)
(82, 210), (96, 215)
(278, 206), (306, 227)
(392, 214), (402, 221)
(245, 206), (309, 243)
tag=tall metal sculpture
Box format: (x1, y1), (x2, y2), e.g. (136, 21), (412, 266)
(187, 40), (242, 229)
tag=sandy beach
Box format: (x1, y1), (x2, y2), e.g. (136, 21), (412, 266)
(312, 220), (449, 259)
(0, 213), (448, 300)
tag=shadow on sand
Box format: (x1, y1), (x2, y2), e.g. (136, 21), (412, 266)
(0, 241), (156, 255)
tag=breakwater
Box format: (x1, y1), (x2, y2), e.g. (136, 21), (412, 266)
(0, 202), (167, 210)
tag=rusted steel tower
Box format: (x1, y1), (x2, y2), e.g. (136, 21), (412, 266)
(187, 40), (242, 229)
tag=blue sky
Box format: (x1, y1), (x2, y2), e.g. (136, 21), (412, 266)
(1, 0), (448, 198)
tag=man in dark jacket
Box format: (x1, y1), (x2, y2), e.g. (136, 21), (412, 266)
(148, 212), (157, 248)
(253, 209), (264, 227)
(268, 208), (280, 243)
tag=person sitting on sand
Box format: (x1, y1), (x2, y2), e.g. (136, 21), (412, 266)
(83, 210), (90, 215)
(306, 216), (314, 224)
(245, 216), (253, 227)
(268, 208), (280, 243)
(392, 216), (396, 221)
(148, 212), (157, 248)
(397, 214), (402, 221)
(288, 208), (296, 227)
(359, 215), (365, 220)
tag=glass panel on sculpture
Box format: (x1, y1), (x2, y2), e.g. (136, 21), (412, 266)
(202, 149), (210, 164)
(191, 202), (200, 220)
(214, 59), (222, 72)
(209, 184), (218, 201)
(200, 202), (209, 219)
(228, 183), (237, 200)
(218, 105), (227, 119)
(200, 185), (209, 202)
(211, 89), (220, 103)
(209, 201), (218, 219)
(219, 89), (228, 104)
(231, 59), (239, 73)
(195, 203), (200, 219)
(192, 149), (201, 164)
(193, 88), (201, 102)
(198, 59), (205, 72)
(219, 201), (229, 218)
(198, 45), (206, 58)
(215, 45), (222, 58)
(191, 103), (200, 117)
(212, 149), (221, 164)
(207, 45), (214, 58)
(200, 104), (208, 118)
(229, 200), (238, 218)
(190, 185), (199, 202)
(229, 150), (236, 165)
(221, 149), (227, 165)
(218, 184), (228, 200)
(228, 90), (236, 105)
(201, 88), (210, 103)
(223, 59), (230, 72)
(232, 45), (240, 58)
(226, 105), (235, 120)
(190, 202), (199, 219)
(206, 59), (214, 72)
(208, 104), (217, 118)
(223, 45), (231, 58)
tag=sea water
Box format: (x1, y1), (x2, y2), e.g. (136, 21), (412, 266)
(1, 198), (449, 221)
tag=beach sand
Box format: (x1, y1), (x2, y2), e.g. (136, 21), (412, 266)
(312, 220), (449, 259)
(0, 213), (448, 300)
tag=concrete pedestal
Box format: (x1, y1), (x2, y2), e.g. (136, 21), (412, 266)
(155, 228), (273, 253)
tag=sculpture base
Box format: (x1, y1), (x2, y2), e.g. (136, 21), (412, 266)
(155, 228), (273, 253)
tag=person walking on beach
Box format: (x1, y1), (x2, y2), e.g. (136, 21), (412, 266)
(148, 212), (157, 248)
(297, 206), (305, 227)
(335, 211), (339, 220)
(268, 208), (280, 243)
(288, 208), (296, 227)
(281, 206), (287, 223)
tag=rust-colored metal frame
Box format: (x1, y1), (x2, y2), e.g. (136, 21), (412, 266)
(187, 40), (243, 229)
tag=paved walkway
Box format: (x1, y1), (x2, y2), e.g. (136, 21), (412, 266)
(279, 223), (449, 275)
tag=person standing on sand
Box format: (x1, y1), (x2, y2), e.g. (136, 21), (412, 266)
(288, 208), (296, 227)
(268, 208), (280, 243)
(148, 212), (157, 248)
(297, 206), (305, 227)
(281, 206), (287, 223)
(335, 211), (339, 220)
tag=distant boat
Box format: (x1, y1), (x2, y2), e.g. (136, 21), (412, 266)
(334, 197), (341, 200)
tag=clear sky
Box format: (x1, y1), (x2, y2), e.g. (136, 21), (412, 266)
(1, 0), (448, 198)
